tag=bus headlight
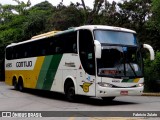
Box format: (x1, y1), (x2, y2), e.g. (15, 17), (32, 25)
(98, 82), (113, 87)
(136, 83), (144, 87)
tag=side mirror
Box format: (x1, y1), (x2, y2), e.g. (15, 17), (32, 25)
(143, 44), (155, 60)
(94, 40), (102, 58)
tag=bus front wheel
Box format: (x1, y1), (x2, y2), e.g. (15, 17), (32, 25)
(65, 82), (75, 101)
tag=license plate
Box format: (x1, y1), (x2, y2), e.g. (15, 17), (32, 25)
(120, 91), (128, 95)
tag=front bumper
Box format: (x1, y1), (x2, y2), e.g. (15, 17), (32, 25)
(96, 85), (143, 97)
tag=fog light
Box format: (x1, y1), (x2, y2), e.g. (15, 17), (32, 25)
(136, 83), (144, 87)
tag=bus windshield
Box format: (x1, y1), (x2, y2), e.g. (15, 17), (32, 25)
(97, 46), (143, 78)
(94, 30), (137, 46)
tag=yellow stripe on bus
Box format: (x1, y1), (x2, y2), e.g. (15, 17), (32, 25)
(133, 78), (140, 83)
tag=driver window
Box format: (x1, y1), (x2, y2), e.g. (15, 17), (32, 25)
(79, 30), (95, 75)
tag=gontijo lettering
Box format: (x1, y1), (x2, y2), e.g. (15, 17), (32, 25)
(16, 61), (32, 67)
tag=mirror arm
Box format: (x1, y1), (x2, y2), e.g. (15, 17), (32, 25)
(143, 44), (155, 60)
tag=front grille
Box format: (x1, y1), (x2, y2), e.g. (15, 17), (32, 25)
(112, 85), (137, 88)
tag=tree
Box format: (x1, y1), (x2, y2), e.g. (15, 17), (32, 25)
(0, 4), (14, 23)
(0, 0), (31, 24)
(12, 0), (31, 15)
(48, 3), (85, 30)
(152, 0), (160, 31)
(144, 51), (160, 92)
(100, 1), (120, 26)
(24, 1), (55, 37)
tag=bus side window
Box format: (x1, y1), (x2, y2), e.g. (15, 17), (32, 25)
(24, 51), (27, 57)
(48, 39), (55, 55)
(11, 47), (14, 59)
(42, 49), (46, 55)
(6, 47), (12, 60)
(63, 31), (77, 53)
(73, 43), (77, 53)
(55, 47), (61, 53)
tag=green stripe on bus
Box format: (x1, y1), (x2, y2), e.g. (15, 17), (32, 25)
(36, 56), (53, 89)
(122, 79), (134, 83)
(42, 54), (63, 90)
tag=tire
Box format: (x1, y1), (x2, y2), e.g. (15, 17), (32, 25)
(102, 97), (115, 101)
(13, 80), (18, 90)
(65, 85), (75, 102)
(18, 80), (24, 92)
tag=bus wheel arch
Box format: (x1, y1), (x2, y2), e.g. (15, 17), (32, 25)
(12, 76), (18, 90)
(18, 76), (24, 92)
(64, 78), (76, 101)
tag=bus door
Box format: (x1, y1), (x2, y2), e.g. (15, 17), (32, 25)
(77, 30), (96, 96)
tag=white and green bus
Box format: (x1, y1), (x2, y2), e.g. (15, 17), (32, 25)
(5, 25), (154, 101)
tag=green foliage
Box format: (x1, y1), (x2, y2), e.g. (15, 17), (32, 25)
(0, 0), (31, 24)
(11, 0), (31, 15)
(152, 0), (160, 30)
(144, 51), (160, 92)
(23, 11), (47, 38)
(48, 4), (85, 30)
(0, 15), (26, 43)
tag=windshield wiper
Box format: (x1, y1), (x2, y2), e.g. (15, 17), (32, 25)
(123, 46), (137, 77)
(127, 62), (137, 77)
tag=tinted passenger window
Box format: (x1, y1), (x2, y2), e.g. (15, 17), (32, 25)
(6, 31), (77, 60)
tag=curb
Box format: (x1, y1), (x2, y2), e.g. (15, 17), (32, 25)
(142, 93), (160, 96)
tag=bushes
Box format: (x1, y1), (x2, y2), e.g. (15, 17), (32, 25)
(144, 51), (160, 92)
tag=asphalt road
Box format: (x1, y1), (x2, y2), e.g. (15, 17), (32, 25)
(0, 81), (160, 120)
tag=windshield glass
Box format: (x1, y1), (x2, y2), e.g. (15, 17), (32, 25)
(94, 30), (137, 46)
(97, 46), (143, 78)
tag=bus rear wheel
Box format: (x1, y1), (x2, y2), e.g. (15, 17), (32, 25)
(18, 79), (24, 92)
(13, 79), (18, 90)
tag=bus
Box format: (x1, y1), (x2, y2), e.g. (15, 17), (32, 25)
(5, 25), (154, 101)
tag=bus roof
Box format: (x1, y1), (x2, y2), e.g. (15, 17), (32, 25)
(75, 25), (136, 33)
(6, 25), (136, 48)
(53, 25), (136, 35)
